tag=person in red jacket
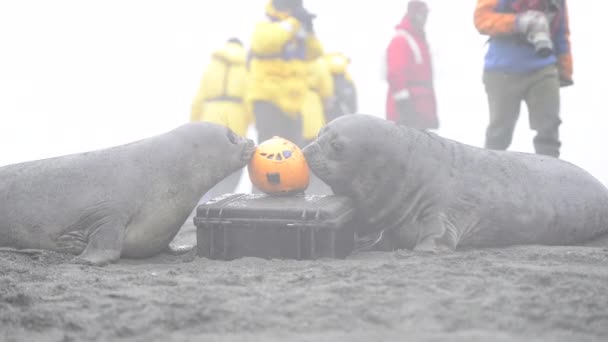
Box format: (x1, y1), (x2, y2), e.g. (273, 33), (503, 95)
(385, 0), (438, 130)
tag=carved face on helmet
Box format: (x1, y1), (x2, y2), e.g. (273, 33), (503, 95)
(248, 136), (310, 195)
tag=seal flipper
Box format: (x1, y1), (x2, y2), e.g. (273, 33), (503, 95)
(64, 203), (130, 266)
(165, 244), (195, 256)
(56, 230), (88, 255)
(413, 214), (459, 254)
(73, 218), (127, 266)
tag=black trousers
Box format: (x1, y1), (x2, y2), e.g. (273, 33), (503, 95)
(253, 101), (303, 147)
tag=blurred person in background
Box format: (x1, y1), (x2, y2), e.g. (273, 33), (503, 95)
(385, 0), (438, 131)
(301, 56), (333, 145)
(190, 37), (252, 200)
(301, 52), (358, 145)
(324, 52), (358, 122)
(474, 0), (573, 158)
(301, 54), (334, 195)
(246, 0), (324, 148)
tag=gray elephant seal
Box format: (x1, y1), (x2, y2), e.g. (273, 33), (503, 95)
(0, 122), (255, 265)
(303, 114), (608, 252)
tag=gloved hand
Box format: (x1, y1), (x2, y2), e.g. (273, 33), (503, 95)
(291, 7), (315, 33)
(515, 10), (547, 35)
(395, 97), (418, 126)
(516, 10), (553, 56)
(557, 54), (574, 87)
(559, 77), (574, 87)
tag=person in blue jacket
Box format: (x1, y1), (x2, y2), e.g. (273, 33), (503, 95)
(474, 0), (573, 158)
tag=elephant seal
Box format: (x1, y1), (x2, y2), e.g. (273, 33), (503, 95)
(303, 114), (608, 252)
(0, 122), (255, 265)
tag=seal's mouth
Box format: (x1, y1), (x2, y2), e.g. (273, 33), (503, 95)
(303, 142), (343, 190)
(302, 142), (325, 174)
(310, 162), (330, 180)
(241, 139), (256, 162)
(308, 160), (350, 196)
(302, 142), (317, 160)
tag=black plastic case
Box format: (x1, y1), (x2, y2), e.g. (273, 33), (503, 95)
(194, 193), (355, 260)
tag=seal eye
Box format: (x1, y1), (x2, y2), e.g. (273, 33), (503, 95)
(226, 130), (238, 145)
(331, 140), (344, 153)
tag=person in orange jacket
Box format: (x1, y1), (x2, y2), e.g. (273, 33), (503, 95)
(474, 0), (573, 158)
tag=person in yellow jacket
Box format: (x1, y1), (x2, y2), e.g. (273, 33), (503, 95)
(247, 0), (324, 148)
(190, 37), (252, 200)
(191, 37), (252, 137)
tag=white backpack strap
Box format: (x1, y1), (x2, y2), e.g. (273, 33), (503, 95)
(395, 29), (423, 65)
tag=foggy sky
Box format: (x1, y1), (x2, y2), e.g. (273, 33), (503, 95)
(0, 0), (605, 187)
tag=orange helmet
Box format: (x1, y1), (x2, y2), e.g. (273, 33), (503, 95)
(248, 136), (310, 195)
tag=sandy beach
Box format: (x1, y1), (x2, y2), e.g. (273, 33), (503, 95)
(2, 219), (607, 342)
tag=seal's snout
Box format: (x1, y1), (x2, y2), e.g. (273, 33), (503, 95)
(302, 142), (318, 163)
(242, 139), (256, 161)
(303, 142), (330, 180)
